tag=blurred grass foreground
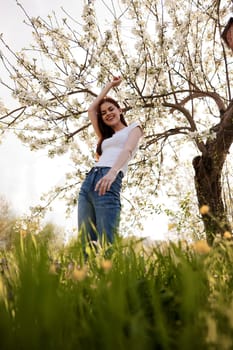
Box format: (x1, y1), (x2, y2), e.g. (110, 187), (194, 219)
(0, 228), (233, 350)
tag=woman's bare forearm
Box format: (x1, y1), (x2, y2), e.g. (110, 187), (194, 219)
(88, 82), (113, 113)
(88, 77), (122, 137)
(109, 127), (143, 174)
(88, 77), (122, 113)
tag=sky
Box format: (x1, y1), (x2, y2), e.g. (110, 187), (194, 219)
(0, 0), (169, 241)
(0, 0), (84, 238)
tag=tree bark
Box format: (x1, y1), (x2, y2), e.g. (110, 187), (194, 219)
(192, 154), (231, 245)
(192, 106), (233, 245)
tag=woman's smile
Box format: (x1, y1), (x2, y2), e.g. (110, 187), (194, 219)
(100, 102), (121, 126)
(105, 114), (116, 122)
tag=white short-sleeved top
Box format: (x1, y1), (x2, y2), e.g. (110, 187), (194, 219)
(95, 121), (141, 175)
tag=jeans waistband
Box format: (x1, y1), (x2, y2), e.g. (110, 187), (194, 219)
(91, 166), (111, 172)
(87, 167), (124, 177)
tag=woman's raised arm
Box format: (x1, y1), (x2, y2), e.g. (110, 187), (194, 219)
(88, 77), (122, 138)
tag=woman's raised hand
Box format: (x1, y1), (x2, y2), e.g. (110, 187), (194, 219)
(110, 76), (122, 88)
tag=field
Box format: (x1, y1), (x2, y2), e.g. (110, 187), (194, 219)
(0, 231), (233, 350)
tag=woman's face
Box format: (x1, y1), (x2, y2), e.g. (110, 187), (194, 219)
(100, 102), (122, 128)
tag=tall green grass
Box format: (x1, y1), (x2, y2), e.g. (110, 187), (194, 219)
(0, 232), (233, 349)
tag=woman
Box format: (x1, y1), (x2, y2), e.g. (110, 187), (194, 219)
(78, 76), (143, 249)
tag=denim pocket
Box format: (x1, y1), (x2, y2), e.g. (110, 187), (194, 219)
(110, 172), (123, 195)
(96, 168), (123, 196)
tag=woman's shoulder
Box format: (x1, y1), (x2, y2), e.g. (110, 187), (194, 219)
(127, 120), (142, 130)
(127, 121), (143, 135)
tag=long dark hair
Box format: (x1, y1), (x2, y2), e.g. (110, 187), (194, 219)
(96, 97), (127, 156)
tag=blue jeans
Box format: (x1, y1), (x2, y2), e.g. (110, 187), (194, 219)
(78, 167), (123, 246)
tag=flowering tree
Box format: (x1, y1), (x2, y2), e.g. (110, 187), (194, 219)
(1, 0), (233, 244)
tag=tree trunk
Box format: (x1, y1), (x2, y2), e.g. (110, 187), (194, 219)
(192, 107), (233, 245)
(192, 154), (231, 245)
